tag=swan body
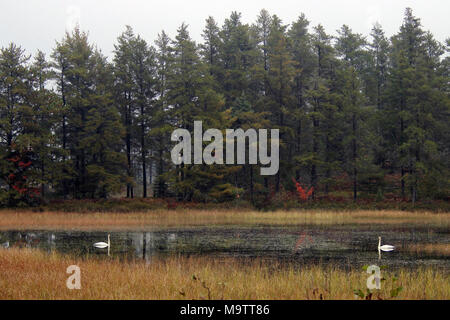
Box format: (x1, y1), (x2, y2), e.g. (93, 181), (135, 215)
(94, 234), (110, 249)
(378, 236), (395, 252)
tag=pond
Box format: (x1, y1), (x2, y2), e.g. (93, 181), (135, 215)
(0, 223), (449, 270)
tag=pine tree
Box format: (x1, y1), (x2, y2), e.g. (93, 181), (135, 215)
(151, 30), (173, 198)
(201, 16), (221, 80)
(288, 14), (315, 181)
(1, 9), (448, 206)
(0, 43), (35, 205)
(50, 36), (71, 198)
(219, 12), (257, 106)
(167, 23), (237, 201)
(304, 25), (337, 197)
(335, 25), (368, 200)
(84, 50), (127, 198)
(113, 26), (136, 198)
(387, 9), (424, 201)
(386, 8), (450, 202)
(368, 23), (390, 109)
(266, 15), (295, 191)
(113, 26), (157, 198)
(367, 24), (391, 174)
(29, 50), (59, 199)
(52, 28), (127, 198)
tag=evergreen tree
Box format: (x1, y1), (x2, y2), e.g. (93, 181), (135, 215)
(167, 23), (237, 201)
(1, 8), (448, 206)
(113, 26), (157, 198)
(335, 25), (368, 200)
(368, 23), (390, 109)
(151, 30), (173, 198)
(288, 14), (315, 181)
(201, 16), (221, 80)
(52, 28), (126, 198)
(266, 15), (295, 191)
(304, 25), (337, 197)
(219, 12), (257, 106)
(50, 36), (71, 198)
(113, 26), (136, 198)
(386, 8), (448, 202)
(0, 43), (35, 205)
(29, 50), (60, 199)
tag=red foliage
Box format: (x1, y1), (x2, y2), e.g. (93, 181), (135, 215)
(167, 199), (178, 210)
(5, 151), (38, 200)
(12, 185), (27, 194)
(28, 188), (40, 197)
(292, 178), (314, 201)
(18, 161), (32, 168)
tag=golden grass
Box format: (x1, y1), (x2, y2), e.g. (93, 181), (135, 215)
(405, 243), (450, 256)
(0, 209), (448, 230)
(0, 248), (448, 300)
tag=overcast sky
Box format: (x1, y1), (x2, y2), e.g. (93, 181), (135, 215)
(1, 0), (448, 59)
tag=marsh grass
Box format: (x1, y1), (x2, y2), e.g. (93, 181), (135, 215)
(0, 209), (448, 230)
(404, 243), (450, 256)
(0, 248), (448, 300)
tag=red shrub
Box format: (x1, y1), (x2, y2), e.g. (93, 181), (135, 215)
(292, 178), (314, 201)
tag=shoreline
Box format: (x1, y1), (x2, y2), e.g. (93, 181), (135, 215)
(0, 209), (448, 231)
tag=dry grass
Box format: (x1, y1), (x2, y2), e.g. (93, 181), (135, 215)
(405, 243), (450, 256)
(0, 209), (448, 231)
(0, 248), (448, 300)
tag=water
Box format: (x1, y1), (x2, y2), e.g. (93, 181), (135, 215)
(0, 223), (448, 270)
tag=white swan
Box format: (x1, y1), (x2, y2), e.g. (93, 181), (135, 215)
(94, 234), (110, 249)
(378, 236), (395, 252)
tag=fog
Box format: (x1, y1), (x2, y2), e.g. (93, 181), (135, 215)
(0, 0), (448, 58)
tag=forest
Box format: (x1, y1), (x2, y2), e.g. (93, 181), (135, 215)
(0, 8), (448, 208)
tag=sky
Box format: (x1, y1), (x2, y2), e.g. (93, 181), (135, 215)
(0, 0), (448, 59)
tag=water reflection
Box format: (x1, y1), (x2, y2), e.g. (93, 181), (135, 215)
(0, 224), (448, 270)
(130, 232), (156, 263)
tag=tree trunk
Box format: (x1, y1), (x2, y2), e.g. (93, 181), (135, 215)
(249, 165), (254, 205)
(141, 110), (147, 198)
(352, 113), (357, 201)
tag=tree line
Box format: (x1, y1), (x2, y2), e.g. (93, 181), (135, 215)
(0, 8), (448, 206)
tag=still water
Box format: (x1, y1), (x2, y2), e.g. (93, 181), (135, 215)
(0, 224), (448, 270)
